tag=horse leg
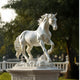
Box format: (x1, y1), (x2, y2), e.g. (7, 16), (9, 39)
(48, 40), (54, 54)
(16, 52), (20, 59)
(26, 46), (33, 60)
(23, 54), (29, 62)
(39, 40), (51, 62)
(21, 45), (29, 62)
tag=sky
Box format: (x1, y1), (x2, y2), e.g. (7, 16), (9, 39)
(0, 0), (17, 23)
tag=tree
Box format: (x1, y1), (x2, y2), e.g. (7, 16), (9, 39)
(2, 0), (79, 78)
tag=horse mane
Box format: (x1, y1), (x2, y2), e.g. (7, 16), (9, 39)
(38, 13), (48, 25)
(38, 13), (53, 25)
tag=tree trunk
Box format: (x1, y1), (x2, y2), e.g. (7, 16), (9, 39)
(65, 38), (79, 79)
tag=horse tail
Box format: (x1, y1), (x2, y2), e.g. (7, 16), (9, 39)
(19, 31), (26, 50)
(14, 36), (22, 58)
(14, 31), (27, 58)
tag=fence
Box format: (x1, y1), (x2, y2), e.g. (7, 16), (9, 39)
(0, 61), (18, 72)
(0, 61), (69, 73)
(0, 55), (78, 73)
(53, 61), (68, 73)
(0, 56), (69, 73)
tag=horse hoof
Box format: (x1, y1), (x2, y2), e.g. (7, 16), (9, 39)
(48, 50), (52, 54)
(29, 57), (33, 60)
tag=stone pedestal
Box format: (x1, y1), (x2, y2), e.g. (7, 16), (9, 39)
(8, 61), (61, 80)
(9, 69), (60, 80)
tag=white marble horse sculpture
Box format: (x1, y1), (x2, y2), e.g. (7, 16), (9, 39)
(14, 13), (58, 62)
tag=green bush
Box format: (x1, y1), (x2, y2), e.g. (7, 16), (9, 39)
(0, 72), (11, 80)
(59, 76), (78, 80)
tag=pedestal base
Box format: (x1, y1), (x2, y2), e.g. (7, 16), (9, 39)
(8, 61), (61, 80)
(9, 69), (60, 80)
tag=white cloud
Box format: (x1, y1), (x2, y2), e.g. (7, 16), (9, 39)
(0, 0), (8, 8)
(0, 8), (17, 22)
(0, 0), (17, 23)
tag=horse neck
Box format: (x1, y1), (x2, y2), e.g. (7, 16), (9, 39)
(38, 21), (50, 33)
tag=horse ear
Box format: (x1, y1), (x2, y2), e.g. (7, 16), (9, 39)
(54, 12), (57, 16)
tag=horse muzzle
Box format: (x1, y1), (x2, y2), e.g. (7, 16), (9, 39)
(53, 25), (58, 30)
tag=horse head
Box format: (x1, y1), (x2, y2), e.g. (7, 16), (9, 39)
(38, 13), (58, 30)
(48, 13), (58, 30)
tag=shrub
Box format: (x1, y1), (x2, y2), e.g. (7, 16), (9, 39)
(0, 72), (11, 80)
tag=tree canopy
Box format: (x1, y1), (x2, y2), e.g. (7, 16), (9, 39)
(0, 0), (79, 60)
(0, 0), (79, 78)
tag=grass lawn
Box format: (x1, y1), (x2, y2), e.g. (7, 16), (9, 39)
(59, 77), (78, 80)
(0, 72), (11, 80)
(0, 72), (78, 80)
